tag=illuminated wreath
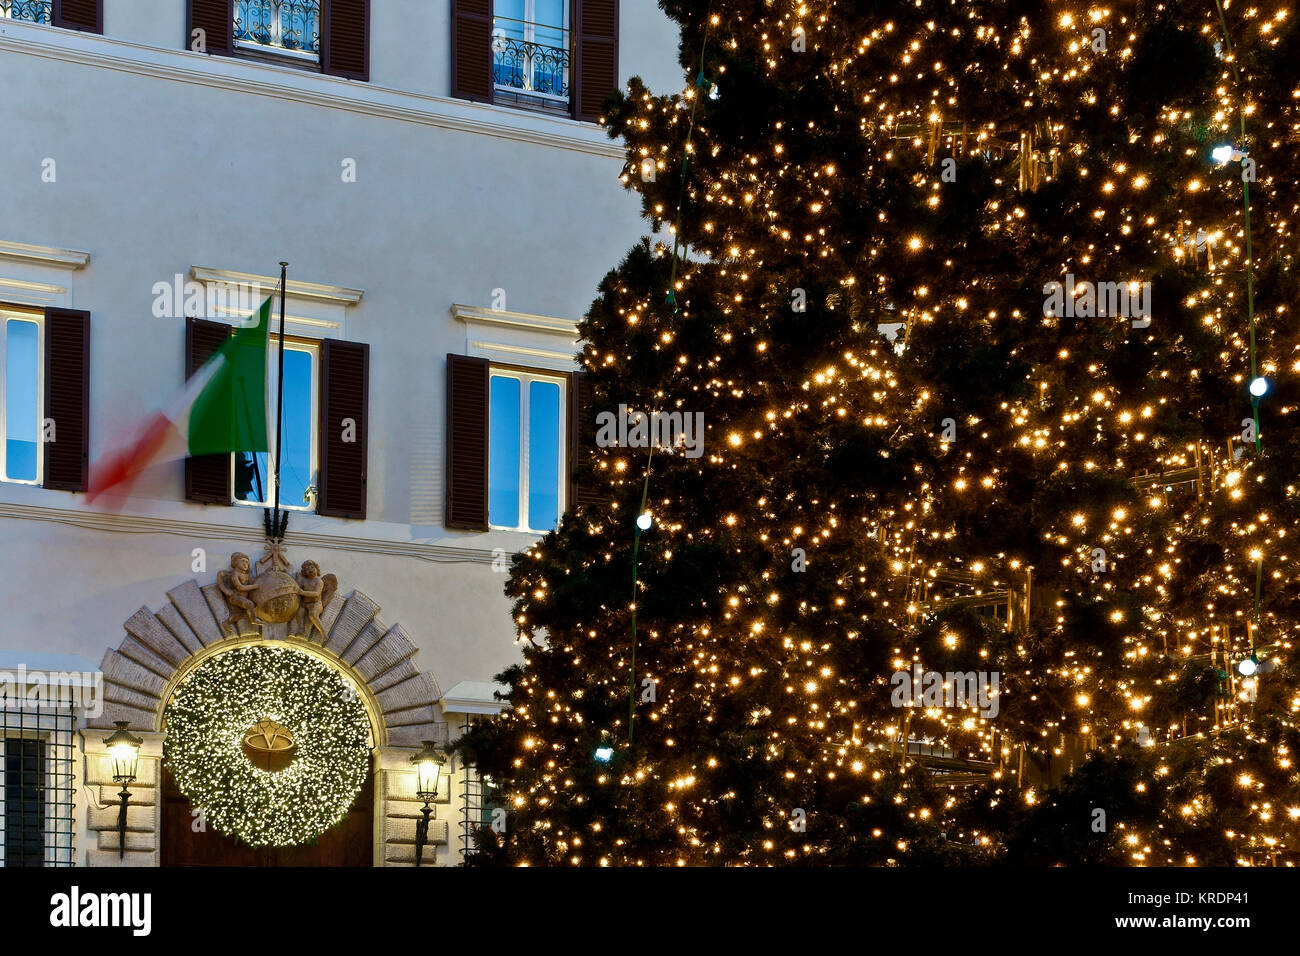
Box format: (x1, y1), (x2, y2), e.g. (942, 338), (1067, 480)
(163, 645), (372, 847)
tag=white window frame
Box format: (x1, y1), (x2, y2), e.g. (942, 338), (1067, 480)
(518, 0), (568, 41)
(0, 307), (44, 487)
(488, 366), (568, 534)
(493, 0), (571, 102)
(231, 336), (321, 513)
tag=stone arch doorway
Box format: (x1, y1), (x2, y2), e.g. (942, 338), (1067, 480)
(89, 553), (448, 867)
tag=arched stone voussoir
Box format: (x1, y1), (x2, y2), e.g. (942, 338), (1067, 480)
(103, 681), (162, 714)
(341, 619), (385, 666)
(123, 607), (190, 669)
(100, 649), (168, 699)
(325, 591), (380, 657)
(319, 590), (345, 635)
(167, 579), (224, 646)
(155, 602), (204, 656)
(376, 672), (438, 717)
(86, 701), (156, 731)
(117, 635), (180, 682)
(387, 722), (445, 748)
(355, 624), (419, 687)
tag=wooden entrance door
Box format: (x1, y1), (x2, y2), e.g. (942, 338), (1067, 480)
(160, 763), (374, 867)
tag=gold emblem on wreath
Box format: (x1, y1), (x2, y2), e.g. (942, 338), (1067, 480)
(241, 718), (297, 772)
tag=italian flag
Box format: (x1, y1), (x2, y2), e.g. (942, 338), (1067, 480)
(88, 298), (272, 503)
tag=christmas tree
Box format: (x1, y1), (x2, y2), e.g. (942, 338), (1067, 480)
(459, 0), (1300, 866)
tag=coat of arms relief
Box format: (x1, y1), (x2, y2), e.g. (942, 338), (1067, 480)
(216, 541), (338, 642)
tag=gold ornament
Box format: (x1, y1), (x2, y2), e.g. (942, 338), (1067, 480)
(241, 718), (297, 772)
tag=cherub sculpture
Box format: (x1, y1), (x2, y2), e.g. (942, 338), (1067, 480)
(218, 552), (261, 634)
(291, 560), (337, 642)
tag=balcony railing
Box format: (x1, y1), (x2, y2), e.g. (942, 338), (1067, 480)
(0, 1), (52, 24)
(234, 0), (320, 59)
(492, 17), (569, 110)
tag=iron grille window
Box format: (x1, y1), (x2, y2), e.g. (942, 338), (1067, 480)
(458, 715), (507, 860)
(0, 1), (51, 25)
(458, 716), (482, 860)
(492, 0), (570, 113)
(0, 704), (76, 867)
(235, 0), (321, 59)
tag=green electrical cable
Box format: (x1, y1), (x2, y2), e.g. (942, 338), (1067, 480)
(666, 2), (715, 310)
(1213, 0), (1261, 454)
(627, 448), (654, 745)
(625, 7), (717, 747)
(1213, 0), (1265, 650)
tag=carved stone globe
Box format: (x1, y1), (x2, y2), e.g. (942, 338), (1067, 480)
(251, 569), (301, 624)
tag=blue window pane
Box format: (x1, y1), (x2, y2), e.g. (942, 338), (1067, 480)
(5, 319), (38, 482)
(235, 347), (312, 506)
(280, 349), (313, 504)
(535, 0), (565, 31)
(497, 0), (526, 23)
(528, 381), (560, 531)
(489, 376), (521, 527)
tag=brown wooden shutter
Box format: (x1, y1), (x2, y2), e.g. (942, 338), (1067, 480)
(445, 354), (489, 530)
(572, 0), (618, 122)
(451, 0), (494, 104)
(53, 0), (102, 33)
(185, 317), (232, 504)
(42, 308), (90, 492)
(186, 0), (232, 55)
(322, 0), (370, 81)
(318, 338), (369, 518)
(568, 371), (601, 511)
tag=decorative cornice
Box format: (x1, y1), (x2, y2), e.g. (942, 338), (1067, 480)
(0, 24), (623, 160)
(0, 239), (90, 270)
(191, 266), (363, 305)
(452, 303), (580, 338)
(0, 277), (67, 309)
(0, 501), (512, 566)
(440, 681), (510, 715)
(439, 696), (508, 716)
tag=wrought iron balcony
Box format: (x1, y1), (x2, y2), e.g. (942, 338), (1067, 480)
(235, 0), (320, 59)
(0, 1), (52, 24)
(492, 17), (570, 109)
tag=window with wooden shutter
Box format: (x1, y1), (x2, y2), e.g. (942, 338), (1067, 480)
(572, 0), (617, 122)
(185, 317), (233, 504)
(452, 0), (495, 104)
(568, 369), (602, 511)
(52, 0), (102, 33)
(41, 308), (89, 492)
(322, 0), (369, 80)
(186, 0), (233, 55)
(446, 353), (489, 530)
(318, 338), (368, 518)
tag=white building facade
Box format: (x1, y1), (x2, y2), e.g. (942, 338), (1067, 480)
(0, 0), (680, 866)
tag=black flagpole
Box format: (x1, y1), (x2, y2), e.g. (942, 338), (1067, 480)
(272, 261), (288, 538)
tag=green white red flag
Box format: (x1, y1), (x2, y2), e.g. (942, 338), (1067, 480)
(88, 298), (271, 503)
